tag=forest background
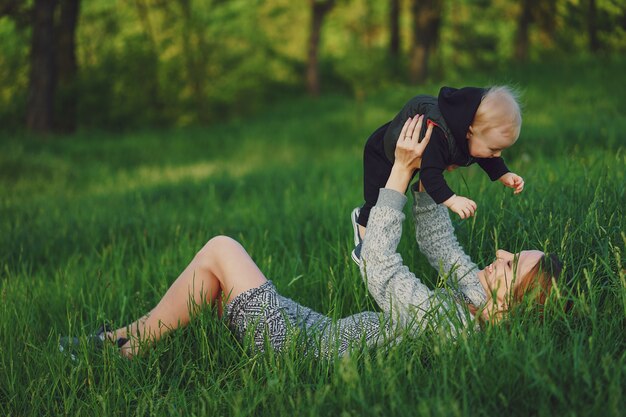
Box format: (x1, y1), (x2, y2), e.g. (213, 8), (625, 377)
(1, 0), (625, 133)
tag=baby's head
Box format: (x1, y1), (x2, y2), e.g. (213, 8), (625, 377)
(467, 86), (522, 158)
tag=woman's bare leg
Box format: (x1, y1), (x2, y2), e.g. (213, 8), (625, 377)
(109, 235), (268, 356)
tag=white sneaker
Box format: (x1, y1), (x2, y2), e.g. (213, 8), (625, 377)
(350, 207), (363, 266)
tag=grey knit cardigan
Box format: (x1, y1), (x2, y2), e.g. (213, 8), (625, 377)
(360, 187), (487, 336)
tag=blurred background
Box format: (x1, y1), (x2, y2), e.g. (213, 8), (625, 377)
(0, 0), (624, 133)
(0, 5), (624, 415)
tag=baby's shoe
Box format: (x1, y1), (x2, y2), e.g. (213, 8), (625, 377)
(351, 207), (363, 266)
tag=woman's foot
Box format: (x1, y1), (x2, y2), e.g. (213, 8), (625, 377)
(59, 323), (128, 362)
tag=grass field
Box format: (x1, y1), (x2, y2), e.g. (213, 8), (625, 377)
(1, 58), (624, 416)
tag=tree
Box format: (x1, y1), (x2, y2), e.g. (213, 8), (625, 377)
(26, 0), (57, 133)
(22, 0), (81, 134)
(306, 0), (336, 96)
(514, 0), (533, 62)
(588, 0), (599, 53)
(409, 0), (442, 84)
(56, 0), (81, 133)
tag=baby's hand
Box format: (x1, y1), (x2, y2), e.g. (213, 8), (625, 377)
(499, 172), (524, 194)
(443, 195), (477, 219)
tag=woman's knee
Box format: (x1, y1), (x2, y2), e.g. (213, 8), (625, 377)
(196, 235), (241, 267)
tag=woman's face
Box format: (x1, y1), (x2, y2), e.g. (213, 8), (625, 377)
(478, 249), (544, 311)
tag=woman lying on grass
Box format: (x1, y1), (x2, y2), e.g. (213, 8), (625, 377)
(61, 115), (563, 359)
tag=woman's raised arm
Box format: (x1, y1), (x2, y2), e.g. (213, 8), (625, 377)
(360, 116), (458, 329)
(411, 189), (485, 307)
(361, 188), (454, 330)
(386, 114), (485, 307)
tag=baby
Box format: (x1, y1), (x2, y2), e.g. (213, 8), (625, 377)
(351, 86), (524, 265)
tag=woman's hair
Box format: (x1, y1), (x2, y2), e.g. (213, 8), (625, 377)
(510, 253), (568, 314)
(469, 253), (567, 322)
(473, 86), (522, 142)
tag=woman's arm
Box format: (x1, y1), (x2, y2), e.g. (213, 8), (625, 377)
(361, 116), (457, 328)
(411, 188), (486, 307)
(361, 189), (452, 329)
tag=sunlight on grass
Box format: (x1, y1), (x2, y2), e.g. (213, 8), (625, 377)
(89, 145), (301, 195)
(91, 161), (220, 194)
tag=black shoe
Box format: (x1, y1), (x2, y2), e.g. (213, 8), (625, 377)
(59, 323), (128, 362)
(351, 207), (363, 266)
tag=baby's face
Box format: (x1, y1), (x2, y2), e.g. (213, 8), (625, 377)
(466, 125), (517, 158)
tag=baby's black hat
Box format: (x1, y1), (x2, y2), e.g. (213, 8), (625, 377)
(438, 86), (486, 146)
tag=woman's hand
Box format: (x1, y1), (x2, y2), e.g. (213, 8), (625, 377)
(394, 115), (433, 171)
(385, 115), (433, 194)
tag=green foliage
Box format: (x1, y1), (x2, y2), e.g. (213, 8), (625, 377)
(555, 0), (626, 53)
(0, 18), (29, 130)
(0, 60), (624, 415)
(70, 0), (299, 128)
(1, 0), (625, 131)
(440, 0), (517, 71)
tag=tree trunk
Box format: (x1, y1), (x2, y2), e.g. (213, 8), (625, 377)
(389, 0), (400, 58)
(514, 0), (533, 61)
(26, 0), (57, 133)
(409, 0), (441, 84)
(306, 0), (335, 97)
(178, 0), (209, 123)
(409, 43), (426, 84)
(588, 0), (599, 53)
(55, 0), (80, 133)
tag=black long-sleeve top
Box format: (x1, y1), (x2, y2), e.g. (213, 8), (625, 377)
(419, 130), (509, 203)
(383, 87), (510, 204)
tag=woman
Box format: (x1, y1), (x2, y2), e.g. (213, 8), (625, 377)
(60, 115), (563, 359)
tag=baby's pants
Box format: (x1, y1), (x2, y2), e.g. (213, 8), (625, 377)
(358, 121), (417, 227)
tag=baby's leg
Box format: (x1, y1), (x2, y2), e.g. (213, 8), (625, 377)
(110, 236), (267, 357)
(359, 123), (394, 236)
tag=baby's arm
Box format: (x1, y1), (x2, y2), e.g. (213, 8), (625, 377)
(498, 172), (525, 194)
(476, 157), (524, 194)
(476, 157), (509, 180)
(420, 139), (477, 219)
(442, 195), (477, 219)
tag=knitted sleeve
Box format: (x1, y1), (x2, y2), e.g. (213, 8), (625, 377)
(410, 189), (487, 307)
(360, 188), (460, 331)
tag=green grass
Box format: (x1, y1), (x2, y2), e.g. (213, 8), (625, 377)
(1, 59), (625, 416)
